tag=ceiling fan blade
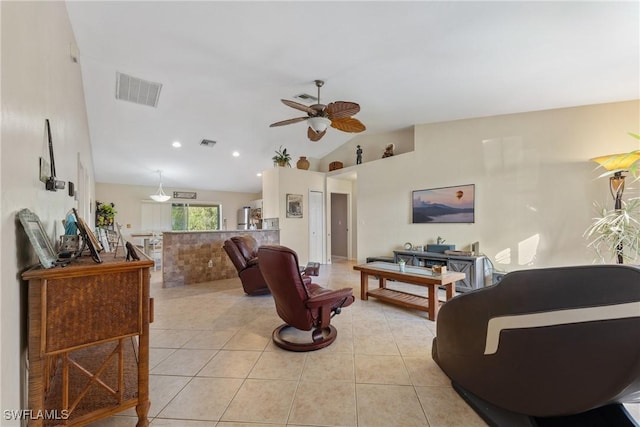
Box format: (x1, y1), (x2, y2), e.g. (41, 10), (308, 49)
(269, 117), (308, 127)
(307, 127), (326, 142)
(326, 101), (360, 119)
(281, 99), (318, 116)
(330, 117), (366, 133)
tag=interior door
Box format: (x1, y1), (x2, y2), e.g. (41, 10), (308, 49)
(309, 190), (324, 263)
(331, 193), (348, 258)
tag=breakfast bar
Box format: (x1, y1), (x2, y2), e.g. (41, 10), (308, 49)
(162, 229), (279, 288)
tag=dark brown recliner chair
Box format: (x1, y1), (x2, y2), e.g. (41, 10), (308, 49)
(223, 235), (270, 296)
(432, 264), (640, 427)
(258, 245), (354, 351)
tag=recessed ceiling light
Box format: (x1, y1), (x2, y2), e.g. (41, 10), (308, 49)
(172, 141), (182, 148)
(232, 151), (240, 157)
(256, 173), (262, 177)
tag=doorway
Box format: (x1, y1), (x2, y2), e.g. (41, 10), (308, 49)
(331, 193), (348, 259)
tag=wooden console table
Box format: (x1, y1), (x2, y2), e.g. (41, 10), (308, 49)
(354, 262), (465, 320)
(22, 249), (154, 426)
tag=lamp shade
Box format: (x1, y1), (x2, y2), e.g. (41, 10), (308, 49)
(308, 116), (331, 133)
(150, 189), (170, 202)
(150, 171), (171, 202)
(590, 152), (640, 171)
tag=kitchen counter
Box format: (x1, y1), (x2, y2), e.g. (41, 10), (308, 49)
(162, 229), (279, 287)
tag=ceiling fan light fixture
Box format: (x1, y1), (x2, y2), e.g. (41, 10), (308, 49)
(308, 116), (331, 133)
(150, 170), (171, 202)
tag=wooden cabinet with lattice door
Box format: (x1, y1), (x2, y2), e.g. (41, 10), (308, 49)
(22, 248), (154, 426)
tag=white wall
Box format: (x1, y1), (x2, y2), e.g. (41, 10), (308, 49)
(1, 2), (95, 421)
(95, 182), (260, 239)
(353, 101), (640, 270)
(262, 167), (326, 264)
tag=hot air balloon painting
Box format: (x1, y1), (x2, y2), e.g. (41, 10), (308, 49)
(412, 184), (475, 223)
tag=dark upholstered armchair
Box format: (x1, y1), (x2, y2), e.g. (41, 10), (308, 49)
(223, 235), (270, 296)
(258, 245), (354, 351)
(432, 264), (640, 426)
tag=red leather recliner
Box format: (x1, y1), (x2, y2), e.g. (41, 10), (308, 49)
(258, 245), (354, 351)
(223, 235), (270, 296)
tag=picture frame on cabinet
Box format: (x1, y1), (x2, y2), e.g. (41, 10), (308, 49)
(17, 208), (58, 269)
(73, 208), (103, 263)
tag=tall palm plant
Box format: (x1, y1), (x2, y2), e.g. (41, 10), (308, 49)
(584, 132), (640, 263)
(584, 197), (640, 264)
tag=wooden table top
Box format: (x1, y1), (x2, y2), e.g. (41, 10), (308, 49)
(354, 262), (466, 286)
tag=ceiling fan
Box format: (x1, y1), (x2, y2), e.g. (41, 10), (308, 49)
(269, 80), (366, 142)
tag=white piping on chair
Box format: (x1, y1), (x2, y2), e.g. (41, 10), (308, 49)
(484, 301), (640, 355)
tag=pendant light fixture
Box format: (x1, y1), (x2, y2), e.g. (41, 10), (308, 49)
(150, 170), (170, 202)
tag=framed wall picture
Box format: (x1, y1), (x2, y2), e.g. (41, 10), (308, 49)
(17, 208), (58, 268)
(173, 191), (197, 199)
(286, 194), (303, 218)
(412, 184), (475, 223)
(73, 208), (103, 263)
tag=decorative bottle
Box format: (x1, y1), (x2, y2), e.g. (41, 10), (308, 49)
(296, 156), (310, 170)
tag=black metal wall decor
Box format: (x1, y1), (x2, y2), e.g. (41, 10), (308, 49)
(44, 119), (66, 192)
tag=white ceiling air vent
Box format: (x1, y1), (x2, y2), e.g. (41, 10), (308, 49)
(200, 139), (217, 147)
(116, 72), (162, 107)
(293, 93), (318, 103)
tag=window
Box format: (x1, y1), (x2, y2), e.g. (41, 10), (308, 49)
(171, 203), (220, 231)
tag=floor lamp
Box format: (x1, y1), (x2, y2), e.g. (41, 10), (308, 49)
(590, 152), (640, 263)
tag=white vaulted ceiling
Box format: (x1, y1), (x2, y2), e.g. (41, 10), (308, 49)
(65, 1), (639, 193)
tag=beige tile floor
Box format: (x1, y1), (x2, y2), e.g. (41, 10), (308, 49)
(90, 259), (639, 427)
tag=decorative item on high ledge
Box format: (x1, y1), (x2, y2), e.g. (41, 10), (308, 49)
(329, 161), (343, 171)
(296, 156), (310, 170)
(584, 132), (640, 264)
(356, 145), (363, 164)
(95, 201), (117, 227)
(382, 143), (395, 158)
(272, 146), (292, 167)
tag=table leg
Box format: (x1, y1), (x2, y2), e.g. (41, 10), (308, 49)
(136, 271), (151, 427)
(428, 285), (437, 320)
(446, 282), (455, 300)
(360, 272), (369, 300)
(379, 277), (387, 289)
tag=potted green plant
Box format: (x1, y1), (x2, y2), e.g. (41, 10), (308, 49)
(272, 146), (292, 167)
(96, 201), (117, 227)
